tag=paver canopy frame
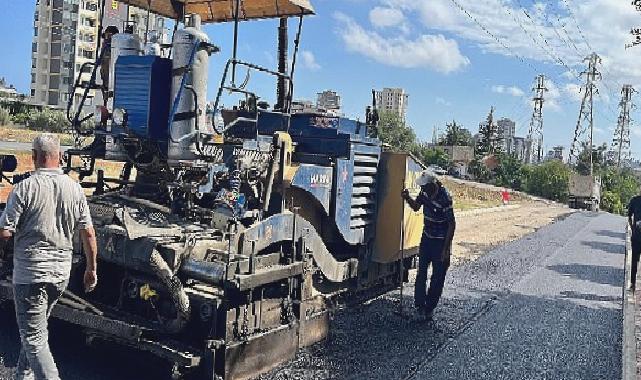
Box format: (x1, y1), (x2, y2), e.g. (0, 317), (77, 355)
(116, 0), (315, 23)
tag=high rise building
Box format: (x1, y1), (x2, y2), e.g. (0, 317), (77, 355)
(30, 0), (167, 111)
(512, 137), (528, 161)
(316, 90), (341, 114)
(30, 0), (96, 109)
(497, 118), (516, 154)
(374, 88), (409, 121)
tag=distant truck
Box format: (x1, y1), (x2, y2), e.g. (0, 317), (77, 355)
(568, 173), (602, 211)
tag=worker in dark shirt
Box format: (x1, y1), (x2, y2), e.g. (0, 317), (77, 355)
(402, 170), (456, 320)
(628, 192), (641, 290)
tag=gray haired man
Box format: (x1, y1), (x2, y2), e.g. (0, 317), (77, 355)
(0, 134), (98, 380)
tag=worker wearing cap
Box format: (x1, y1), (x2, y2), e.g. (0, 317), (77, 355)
(402, 170), (456, 320)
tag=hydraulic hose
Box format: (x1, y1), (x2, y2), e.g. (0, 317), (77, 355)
(148, 249), (191, 333)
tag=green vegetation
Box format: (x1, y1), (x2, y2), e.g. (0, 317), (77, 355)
(0, 107), (10, 126)
(372, 110), (452, 168)
(439, 120), (473, 146)
(25, 109), (71, 133)
(475, 107), (503, 157)
(600, 167), (639, 214)
(522, 160), (571, 203)
(0, 97), (72, 134)
(374, 111), (417, 152)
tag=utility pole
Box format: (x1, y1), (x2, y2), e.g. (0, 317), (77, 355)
(612, 84), (635, 168)
(275, 17), (289, 111)
(526, 75), (547, 164)
(570, 53), (601, 176)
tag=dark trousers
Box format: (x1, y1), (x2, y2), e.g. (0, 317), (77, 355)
(632, 238), (641, 287)
(415, 238), (450, 313)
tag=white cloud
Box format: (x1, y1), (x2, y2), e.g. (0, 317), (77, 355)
(300, 51), (321, 71)
(378, 0), (641, 96)
(563, 83), (583, 102)
(435, 97), (452, 106)
(334, 12), (470, 74)
(369, 7), (406, 29)
(543, 78), (562, 111)
(492, 85), (524, 97)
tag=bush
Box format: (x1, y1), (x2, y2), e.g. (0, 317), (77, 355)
(523, 160), (571, 202)
(11, 112), (31, 125)
(601, 191), (624, 215)
(600, 167), (639, 215)
(0, 107), (10, 126)
(27, 109), (70, 133)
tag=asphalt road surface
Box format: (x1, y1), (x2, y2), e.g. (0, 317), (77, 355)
(0, 212), (626, 379)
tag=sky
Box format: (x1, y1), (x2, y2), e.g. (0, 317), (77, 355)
(1, 0), (641, 157)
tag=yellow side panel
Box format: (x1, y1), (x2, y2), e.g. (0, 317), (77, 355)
(373, 153), (424, 263)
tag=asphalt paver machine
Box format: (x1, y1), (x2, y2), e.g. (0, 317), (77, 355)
(0, 1), (427, 378)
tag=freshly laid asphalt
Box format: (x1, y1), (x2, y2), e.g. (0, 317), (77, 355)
(264, 212), (625, 380)
(0, 212), (626, 379)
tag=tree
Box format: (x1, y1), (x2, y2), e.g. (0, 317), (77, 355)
(600, 167), (639, 214)
(476, 107), (502, 156)
(523, 160), (571, 202)
(414, 144), (450, 168)
(575, 142), (606, 175)
(439, 120), (473, 146)
(372, 110), (417, 152)
(495, 154), (525, 189)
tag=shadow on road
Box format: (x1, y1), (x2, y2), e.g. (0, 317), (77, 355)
(594, 230), (626, 240)
(580, 240), (625, 255)
(558, 290), (622, 303)
(547, 264), (624, 287)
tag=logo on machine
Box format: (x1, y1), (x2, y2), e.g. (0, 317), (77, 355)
(311, 173), (331, 187)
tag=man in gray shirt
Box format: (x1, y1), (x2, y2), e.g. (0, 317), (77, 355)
(0, 134), (98, 380)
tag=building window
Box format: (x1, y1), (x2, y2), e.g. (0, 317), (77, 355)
(81, 17), (96, 27)
(30, 89), (36, 97)
(83, 1), (97, 11)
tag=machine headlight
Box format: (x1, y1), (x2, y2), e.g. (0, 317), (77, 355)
(112, 108), (128, 126)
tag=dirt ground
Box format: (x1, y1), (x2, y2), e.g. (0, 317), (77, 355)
(450, 202), (574, 265)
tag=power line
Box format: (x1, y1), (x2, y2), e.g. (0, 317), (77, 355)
(559, 0), (594, 53)
(448, 0), (538, 72)
(513, 0), (577, 78)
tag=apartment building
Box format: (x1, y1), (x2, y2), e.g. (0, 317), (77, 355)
(374, 88), (409, 122)
(30, 0), (167, 111)
(316, 90), (341, 115)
